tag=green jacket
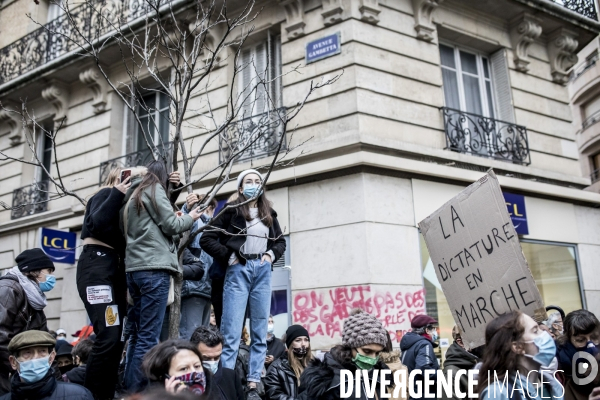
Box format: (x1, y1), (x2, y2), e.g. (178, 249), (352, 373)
(120, 176), (193, 275)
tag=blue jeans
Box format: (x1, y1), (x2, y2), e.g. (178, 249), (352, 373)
(220, 259), (272, 383)
(124, 270), (170, 393)
(179, 296), (211, 340)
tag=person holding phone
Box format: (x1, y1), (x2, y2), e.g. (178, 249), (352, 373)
(76, 167), (132, 400)
(121, 161), (203, 393)
(142, 339), (216, 398)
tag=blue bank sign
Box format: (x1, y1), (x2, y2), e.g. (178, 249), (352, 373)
(306, 32), (341, 64)
(40, 227), (77, 264)
(502, 192), (529, 235)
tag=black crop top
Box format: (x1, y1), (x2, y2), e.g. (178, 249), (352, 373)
(80, 187), (126, 253)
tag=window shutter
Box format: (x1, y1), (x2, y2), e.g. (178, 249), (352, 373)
(255, 43), (267, 114)
(490, 48), (515, 123)
(240, 48), (253, 117)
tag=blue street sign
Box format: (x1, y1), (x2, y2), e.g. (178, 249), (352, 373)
(503, 192), (529, 235)
(40, 227), (77, 264)
(306, 32), (341, 64)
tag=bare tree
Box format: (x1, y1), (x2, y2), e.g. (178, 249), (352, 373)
(1, 0), (340, 337)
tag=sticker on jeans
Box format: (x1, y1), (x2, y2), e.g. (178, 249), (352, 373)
(105, 305), (120, 327)
(86, 285), (113, 304)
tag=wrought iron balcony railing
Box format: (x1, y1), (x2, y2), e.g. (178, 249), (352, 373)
(549, 0), (598, 20)
(99, 142), (172, 184)
(582, 110), (600, 130)
(11, 181), (50, 220)
(219, 108), (287, 164)
(571, 54), (598, 82)
(0, 0), (166, 85)
(592, 168), (600, 183)
(441, 107), (531, 165)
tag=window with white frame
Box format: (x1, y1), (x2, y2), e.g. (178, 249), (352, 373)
(440, 43), (495, 118)
(47, 0), (64, 22)
(135, 91), (170, 154)
(238, 35), (282, 117)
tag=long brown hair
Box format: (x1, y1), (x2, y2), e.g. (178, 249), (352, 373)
(132, 161), (169, 215)
(231, 185), (273, 228)
(477, 311), (525, 394)
(288, 343), (312, 384)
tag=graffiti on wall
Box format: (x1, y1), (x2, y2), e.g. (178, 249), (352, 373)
(292, 285), (426, 349)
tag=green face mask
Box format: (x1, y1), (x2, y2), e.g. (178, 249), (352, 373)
(352, 352), (378, 370)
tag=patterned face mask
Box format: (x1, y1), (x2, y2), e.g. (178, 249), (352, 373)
(173, 371), (206, 395)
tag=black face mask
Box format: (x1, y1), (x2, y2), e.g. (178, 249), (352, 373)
(292, 347), (308, 357)
(59, 364), (74, 374)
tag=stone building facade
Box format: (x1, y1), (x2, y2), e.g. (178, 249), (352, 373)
(1, 0), (600, 353)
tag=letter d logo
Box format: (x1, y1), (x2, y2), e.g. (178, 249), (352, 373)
(572, 351), (598, 385)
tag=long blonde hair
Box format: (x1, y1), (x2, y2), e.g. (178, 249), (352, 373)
(288, 343), (312, 384)
(86, 167), (121, 203)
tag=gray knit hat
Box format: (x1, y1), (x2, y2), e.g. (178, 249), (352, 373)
(342, 308), (388, 349)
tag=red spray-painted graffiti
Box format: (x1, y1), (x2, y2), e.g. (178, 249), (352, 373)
(292, 285), (426, 344)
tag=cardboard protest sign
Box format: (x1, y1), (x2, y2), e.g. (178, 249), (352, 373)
(418, 170), (546, 349)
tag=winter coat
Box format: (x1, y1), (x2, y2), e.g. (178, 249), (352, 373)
(264, 355), (299, 400)
(440, 342), (479, 400)
(556, 341), (600, 400)
(0, 370), (93, 400)
(399, 332), (439, 400)
(297, 346), (390, 400)
(213, 363), (244, 400)
(0, 275), (48, 378)
(120, 173), (194, 276)
(200, 205), (286, 270)
(62, 365), (86, 386)
(181, 207), (212, 299)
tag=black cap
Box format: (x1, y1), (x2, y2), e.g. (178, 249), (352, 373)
(15, 249), (55, 273)
(55, 341), (73, 358)
(285, 325), (309, 348)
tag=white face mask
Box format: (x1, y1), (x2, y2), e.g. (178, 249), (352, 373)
(202, 360), (219, 375)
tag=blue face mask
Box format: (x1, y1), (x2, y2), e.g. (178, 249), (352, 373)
(431, 332), (439, 342)
(243, 184), (263, 199)
(524, 331), (556, 367)
(38, 275), (56, 292)
(202, 360), (219, 375)
(17, 356), (51, 383)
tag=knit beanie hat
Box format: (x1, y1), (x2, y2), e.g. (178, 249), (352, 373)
(236, 169), (264, 189)
(342, 308), (388, 349)
(15, 249), (55, 273)
(285, 325), (309, 348)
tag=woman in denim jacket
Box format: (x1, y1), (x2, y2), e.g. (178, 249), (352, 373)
(479, 311), (564, 400)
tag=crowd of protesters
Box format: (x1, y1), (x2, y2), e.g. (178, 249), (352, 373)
(0, 161), (599, 400)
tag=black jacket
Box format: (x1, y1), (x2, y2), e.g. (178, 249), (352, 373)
(399, 332), (439, 400)
(267, 337), (287, 363)
(0, 275), (47, 377)
(200, 206), (286, 269)
(0, 370), (93, 400)
(182, 248), (205, 281)
(63, 365), (86, 386)
(264, 357), (298, 400)
(298, 346), (390, 400)
(213, 363), (244, 400)
(440, 342), (479, 400)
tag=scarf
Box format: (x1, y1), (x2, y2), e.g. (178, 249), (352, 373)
(6, 266), (47, 310)
(175, 371), (206, 395)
